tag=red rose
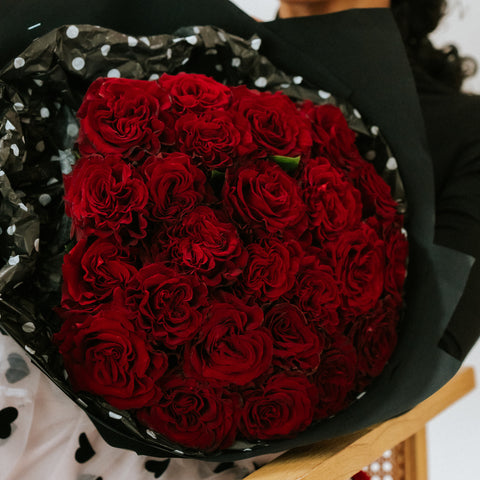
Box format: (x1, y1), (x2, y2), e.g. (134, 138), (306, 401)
(138, 376), (240, 451)
(231, 86), (312, 157)
(223, 160), (308, 237)
(167, 206), (247, 286)
(265, 303), (324, 373)
(61, 236), (137, 310)
(53, 305), (167, 410)
(328, 223), (385, 316)
(128, 263), (208, 349)
(349, 297), (399, 378)
(175, 110), (253, 170)
(291, 249), (341, 333)
(185, 295), (273, 386)
(77, 77), (174, 161)
(240, 373), (317, 440)
(242, 237), (302, 302)
(314, 335), (357, 418)
(140, 153), (207, 222)
(158, 72), (232, 113)
(300, 158), (362, 241)
(353, 163), (399, 221)
(300, 102), (365, 172)
(384, 223), (408, 303)
(64, 154), (149, 245)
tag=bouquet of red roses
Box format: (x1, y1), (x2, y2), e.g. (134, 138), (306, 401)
(52, 73), (408, 452)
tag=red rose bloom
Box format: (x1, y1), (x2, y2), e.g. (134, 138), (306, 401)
(292, 250), (341, 333)
(223, 159), (308, 237)
(242, 237), (302, 302)
(265, 303), (324, 373)
(138, 376), (240, 451)
(129, 263), (208, 349)
(231, 86), (312, 157)
(301, 102), (365, 172)
(175, 110), (253, 170)
(353, 162), (399, 222)
(240, 373), (318, 440)
(300, 158), (362, 241)
(185, 295), (273, 386)
(167, 206), (247, 286)
(64, 154), (149, 245)
(141, 153), (207, 222)
(349, 297), (399, 378)
(61, 237), (137, 310)
(328, 223), (385, 316)
(158, 72), (232, 113)
(53, 305), (167, 410)
(314, 335), (357, 419)
(77, 77), (174, 161)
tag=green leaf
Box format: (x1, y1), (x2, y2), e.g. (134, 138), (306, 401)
(270, 155), (301, 174)
(211, 169), (225, 180)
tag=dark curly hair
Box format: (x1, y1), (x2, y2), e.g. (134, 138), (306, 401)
(391, 0), (477, 91)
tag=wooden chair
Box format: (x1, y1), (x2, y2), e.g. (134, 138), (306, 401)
(244, 367), (476, 480)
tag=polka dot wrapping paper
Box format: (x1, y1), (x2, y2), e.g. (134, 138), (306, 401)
(0, 24), (407, 460)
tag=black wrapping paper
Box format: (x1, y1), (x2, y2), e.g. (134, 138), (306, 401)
(0, 23), (471, 461)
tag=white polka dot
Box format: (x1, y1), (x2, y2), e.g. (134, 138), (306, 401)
(215, 64), (223, 72)
(370, 125), (380, 136)
(36, 141), (45, 152)
(386, 157), (398, 170)
(293, 75), (303, 85)
(66, 25), (79, 39)
(101, 44), (111, 56)
(127, 36), (138, 47)
(166, 48), (172, 59)
(318, 89), (331, 99)
(39, 193), (52, 206)
(140, 36), (150, 46)
(353, 108), (362, 118)
(14, 57), (25, 69)
(33, 79), (43, 87)
(25, 345), (36, 355)
(383, 450), (392, 459)
(7, 225), (16, 235)
(67, 123), (79, 137)
(11, 144), (19, 156)
(384, 475), (393, 480)
(231, 57), (241, 67)
(254, 77), (267, 88)
(181, 58), (189, 65)
(173, 450), (185, 455)
(0, 170), (4, 176)
(34, 238), (40, 252)
(401, 228), (408, 237)
(47, 177), (58, 186)
(8, 255), (20, 266)
(109, 411), (122, 420)
(19, 203), (28, 212)
(193, 27), (201, 34)
(40, 107), (50, 119)
(370, 462), (380, 473)
(251, 38), (262, 50)
(371, 476), (381, 480)
(146, 429), (157, 439)
(107, 68), (121, 78)
(382, 461), (392, 472)
(365, 150), (376, 161)
(13, 102), (24, 112)
(186, 35), (198, 45)
(72, 57), (85, 71)
(218, 31), (227, 43)
(280, 83), (290, 88)
(22, 322), (35, 333)
(63, 370), (69, 379)
(148, 73), (160, 81)
(5, 120), (15, 131)
(356, 391), (366, 400)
